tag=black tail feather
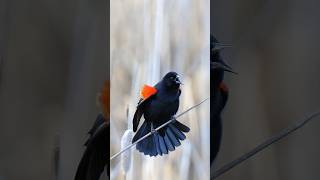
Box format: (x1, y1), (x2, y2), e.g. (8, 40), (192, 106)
(173, 120), (190, 132)
(133, 120), (189, 156)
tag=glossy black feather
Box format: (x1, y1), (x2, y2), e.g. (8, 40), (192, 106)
(75, 114), (109, 180)
(210, 85), (228, 164)
(132, 72), (189, 156)
(133, 97), (154, 132)
(210, 34), (230, 164)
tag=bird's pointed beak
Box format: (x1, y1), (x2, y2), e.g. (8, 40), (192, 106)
(213, 43), (232, 51)
(211, 61), (238, 75)
(175, 76), (183, 85)
(176, 79), (183, 85)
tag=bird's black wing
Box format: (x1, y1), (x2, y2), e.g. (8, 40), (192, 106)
(75, 114), (109, 180)
(211, 86), (228, 164)
(133, 95), (156, 132)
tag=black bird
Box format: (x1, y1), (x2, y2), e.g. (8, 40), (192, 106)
(75, 82), (109, 180)
(211, 34), (235, 165)
(132, 72), (190, 156)
(75, 114), (109, 180)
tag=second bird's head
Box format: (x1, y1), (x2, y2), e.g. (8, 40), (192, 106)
(211, 34), (237, 74)
(163, 72), (182, 89)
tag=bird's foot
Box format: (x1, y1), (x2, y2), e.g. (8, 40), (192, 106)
(150, 123), (156, 134)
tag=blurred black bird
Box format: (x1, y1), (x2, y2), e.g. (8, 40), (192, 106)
(75, 82), (109, 180)
(75, 115), (109, 180)
(211, 34), (235, 165)
(132, 72), (190, 156)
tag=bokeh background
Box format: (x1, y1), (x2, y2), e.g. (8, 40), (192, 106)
(0, 0), (108, 179)
(2, 0), (319, 179)
(110, 0), (210, 180)
(212, 0), (320, 179)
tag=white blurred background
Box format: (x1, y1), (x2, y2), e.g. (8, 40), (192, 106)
(110, 0), (210, 179)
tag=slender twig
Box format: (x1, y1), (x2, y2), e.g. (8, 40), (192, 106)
(51, 135), (60, 180)
(110, 97), (210, 161)
(211, 111), (320, 179)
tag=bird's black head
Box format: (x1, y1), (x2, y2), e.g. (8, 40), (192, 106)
(211, 34), (230, 53)
(211, 34), (237, 74)
(162, 72), (182, 89)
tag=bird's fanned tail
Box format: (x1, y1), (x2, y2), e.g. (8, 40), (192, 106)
(132, 120), (189, 157)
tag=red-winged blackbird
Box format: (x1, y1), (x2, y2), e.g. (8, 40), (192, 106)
(75, 81), (109, 180)
(211, 34), (235, 164)
(132, 72), (190, 156)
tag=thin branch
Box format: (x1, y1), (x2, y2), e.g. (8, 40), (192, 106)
(51, 135), (60, 180)
(211, 111), (320, 179)
(110, 97), (210, 161)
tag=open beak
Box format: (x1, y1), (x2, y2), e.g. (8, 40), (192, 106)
(211, 61), (238, 74)
(175, 77), (183, 85)
(213, 43), (232, 51)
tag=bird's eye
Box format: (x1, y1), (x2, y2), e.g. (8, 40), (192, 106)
(170, 77), (174, 79)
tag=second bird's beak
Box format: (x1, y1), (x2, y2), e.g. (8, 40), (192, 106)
(211, 61), (238, 74)
(213, 43), (232, 52)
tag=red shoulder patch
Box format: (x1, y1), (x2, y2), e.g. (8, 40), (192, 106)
(99, 81), (109, 122)
(140, 84), (157, 100)
(219, 82), (229, 92)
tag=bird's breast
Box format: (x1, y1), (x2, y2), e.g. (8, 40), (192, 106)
(144, 93), (179, 123)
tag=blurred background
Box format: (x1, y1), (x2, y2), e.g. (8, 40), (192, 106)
(0, 0), (108, 179)
(212, 0), (320, 179)
(2, 0), (319, 179)
(110, 0), (210, 180)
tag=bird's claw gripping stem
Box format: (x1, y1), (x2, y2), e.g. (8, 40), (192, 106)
(151, 123), (156, 134)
